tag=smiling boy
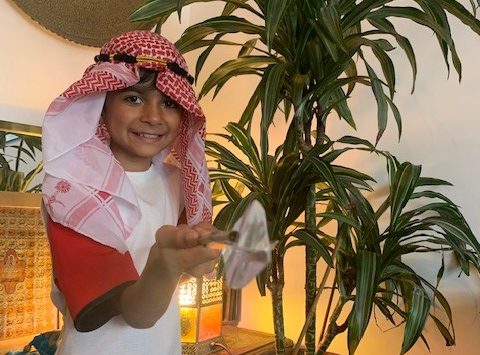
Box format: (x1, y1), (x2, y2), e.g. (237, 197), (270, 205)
(41, 31), (219, 354)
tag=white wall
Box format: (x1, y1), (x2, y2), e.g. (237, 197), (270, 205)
(2, 1), (480, 354)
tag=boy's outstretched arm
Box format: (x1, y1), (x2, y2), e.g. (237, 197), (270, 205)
(47, 218), (220, 331)
(119, 223), (220, 328)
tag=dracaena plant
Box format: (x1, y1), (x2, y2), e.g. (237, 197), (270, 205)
(0, 130), (43, 192)
(206, 124), (480, 354)
(130, 1), (480, 354)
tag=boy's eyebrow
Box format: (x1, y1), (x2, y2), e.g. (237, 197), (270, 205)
(120, 84), (165, 96)
(121, 84), (151, 92)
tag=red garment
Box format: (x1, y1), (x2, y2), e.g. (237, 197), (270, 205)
(47, 217), (139, 323)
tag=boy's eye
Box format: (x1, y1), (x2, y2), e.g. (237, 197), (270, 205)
(125, 96), (142, 104)
(163, 99), (179, 109)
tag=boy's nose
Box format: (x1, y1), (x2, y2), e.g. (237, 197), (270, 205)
(140, 102), (164, 124)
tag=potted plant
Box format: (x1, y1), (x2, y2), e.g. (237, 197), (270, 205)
(0, 120), (43, 193)
(130, 2), (480, 354)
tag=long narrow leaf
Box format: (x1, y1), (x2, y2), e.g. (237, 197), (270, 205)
(348, 250), (379, 354)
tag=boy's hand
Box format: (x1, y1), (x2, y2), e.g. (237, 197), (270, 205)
(144, 223), (221, 280)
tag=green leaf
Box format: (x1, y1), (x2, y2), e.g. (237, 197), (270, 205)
(308, 18), (340, 61)
(224, 123), (263, 179)
(424, 217), (480, 255)
(342, 0), (391, 29)
(220, 179), (242, 202)
(290, 229), (333, 267)
(303, 155), (348, 204)
(265, 0), (289, 51)
(390, 162), (421, 229)
(370, 41), (396, 99)
(328, 87), (356, 129)
(209, 170), (258, 191)
(337, 135), (376, 150)
(344, 59), (358, 95)
(386, 96), (402, 140)
(306, 38), (325, 82)
(368, 17), (418, 93)
(319, 212), (360, 230)
(348, 250), (378, 354)
(238, 38), (258, 57)
(429, 313), (455, 346)
(262, 62), (287, 130)
(417, 177), (453, 187)
(130, 0), (190, 21)
(176, 16), (265, 53)
(239, 77), (265, 127)
(436, 0), (480, 36)
(363, 59), (388, 145)
(195, 34), (224, 82)
(222, 0), (261, 17)
(317, 5), (347, 54)
(200, 56), (278, 99)
(401, 287), (431, 354)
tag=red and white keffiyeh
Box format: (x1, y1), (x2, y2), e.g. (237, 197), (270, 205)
(42, 30), (212, 253)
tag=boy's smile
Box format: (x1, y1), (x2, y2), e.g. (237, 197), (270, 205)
(102, 82), (183, 172)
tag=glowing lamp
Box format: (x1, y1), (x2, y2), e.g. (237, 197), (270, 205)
(179, 275), (223, 354)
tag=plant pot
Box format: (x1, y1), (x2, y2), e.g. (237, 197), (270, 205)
(0, 191), (58, 340)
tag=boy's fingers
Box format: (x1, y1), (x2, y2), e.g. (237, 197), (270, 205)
(162, 246), (219, 277)
(185, 260), (218, 278)
(155, 223), (220, 249)
(155, 225), (198, 248)
(191, 222), (217, 239)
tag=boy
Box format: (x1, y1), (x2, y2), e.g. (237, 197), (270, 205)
(41, 30), (220, 354)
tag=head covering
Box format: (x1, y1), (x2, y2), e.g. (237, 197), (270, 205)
(42, 30), (212, 253)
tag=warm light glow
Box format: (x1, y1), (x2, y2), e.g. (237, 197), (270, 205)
(199, 304), (222, 341)
(178, 278), (197, 306)
(180, 307), (198, 343)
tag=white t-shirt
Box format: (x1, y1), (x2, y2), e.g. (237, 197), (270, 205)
(54, 164), (184, 355)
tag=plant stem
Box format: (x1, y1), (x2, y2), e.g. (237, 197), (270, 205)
(318, 279), (337, 344)
(315, 105), (326, 145)
(316, 300), (347, 355)
(292, 267), (332, 355)
(305, 186), (317, 354)
(268, 248), (286, 354)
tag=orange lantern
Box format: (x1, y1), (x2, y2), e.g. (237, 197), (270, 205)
(179, 275), (223, 354)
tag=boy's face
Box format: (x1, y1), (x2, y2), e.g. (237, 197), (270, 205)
(103, 81), (183, 171)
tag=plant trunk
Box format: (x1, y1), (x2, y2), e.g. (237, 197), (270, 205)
(305, 186), (317, 354)
(268, 249), (286, 354)
(316, 300), (347, 355)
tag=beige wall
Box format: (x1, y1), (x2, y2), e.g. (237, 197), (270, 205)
(2, 1), (480, 354)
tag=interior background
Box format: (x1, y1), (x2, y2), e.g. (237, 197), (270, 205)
(1, 1), (479, 354)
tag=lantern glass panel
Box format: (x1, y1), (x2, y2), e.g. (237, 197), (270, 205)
(180, 307), (198, 343)
(198, 303), (222, 342)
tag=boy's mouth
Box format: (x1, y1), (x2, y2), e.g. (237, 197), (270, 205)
(132, 132), (162, 139)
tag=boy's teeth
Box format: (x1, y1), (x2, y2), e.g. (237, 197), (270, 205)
(138, 133), (159, 138)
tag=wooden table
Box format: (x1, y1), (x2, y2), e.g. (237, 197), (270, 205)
(209, 326), (294, 355)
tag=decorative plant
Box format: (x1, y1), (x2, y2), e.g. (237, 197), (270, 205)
(0, 128), (43, 192)
(130, 1), (480, 354)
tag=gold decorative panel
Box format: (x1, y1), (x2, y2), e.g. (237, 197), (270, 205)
(180, 307), (198, 343)
(0, 203), (57, 340)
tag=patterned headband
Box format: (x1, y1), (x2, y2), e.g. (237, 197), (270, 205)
(94, 52), (194, 85)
